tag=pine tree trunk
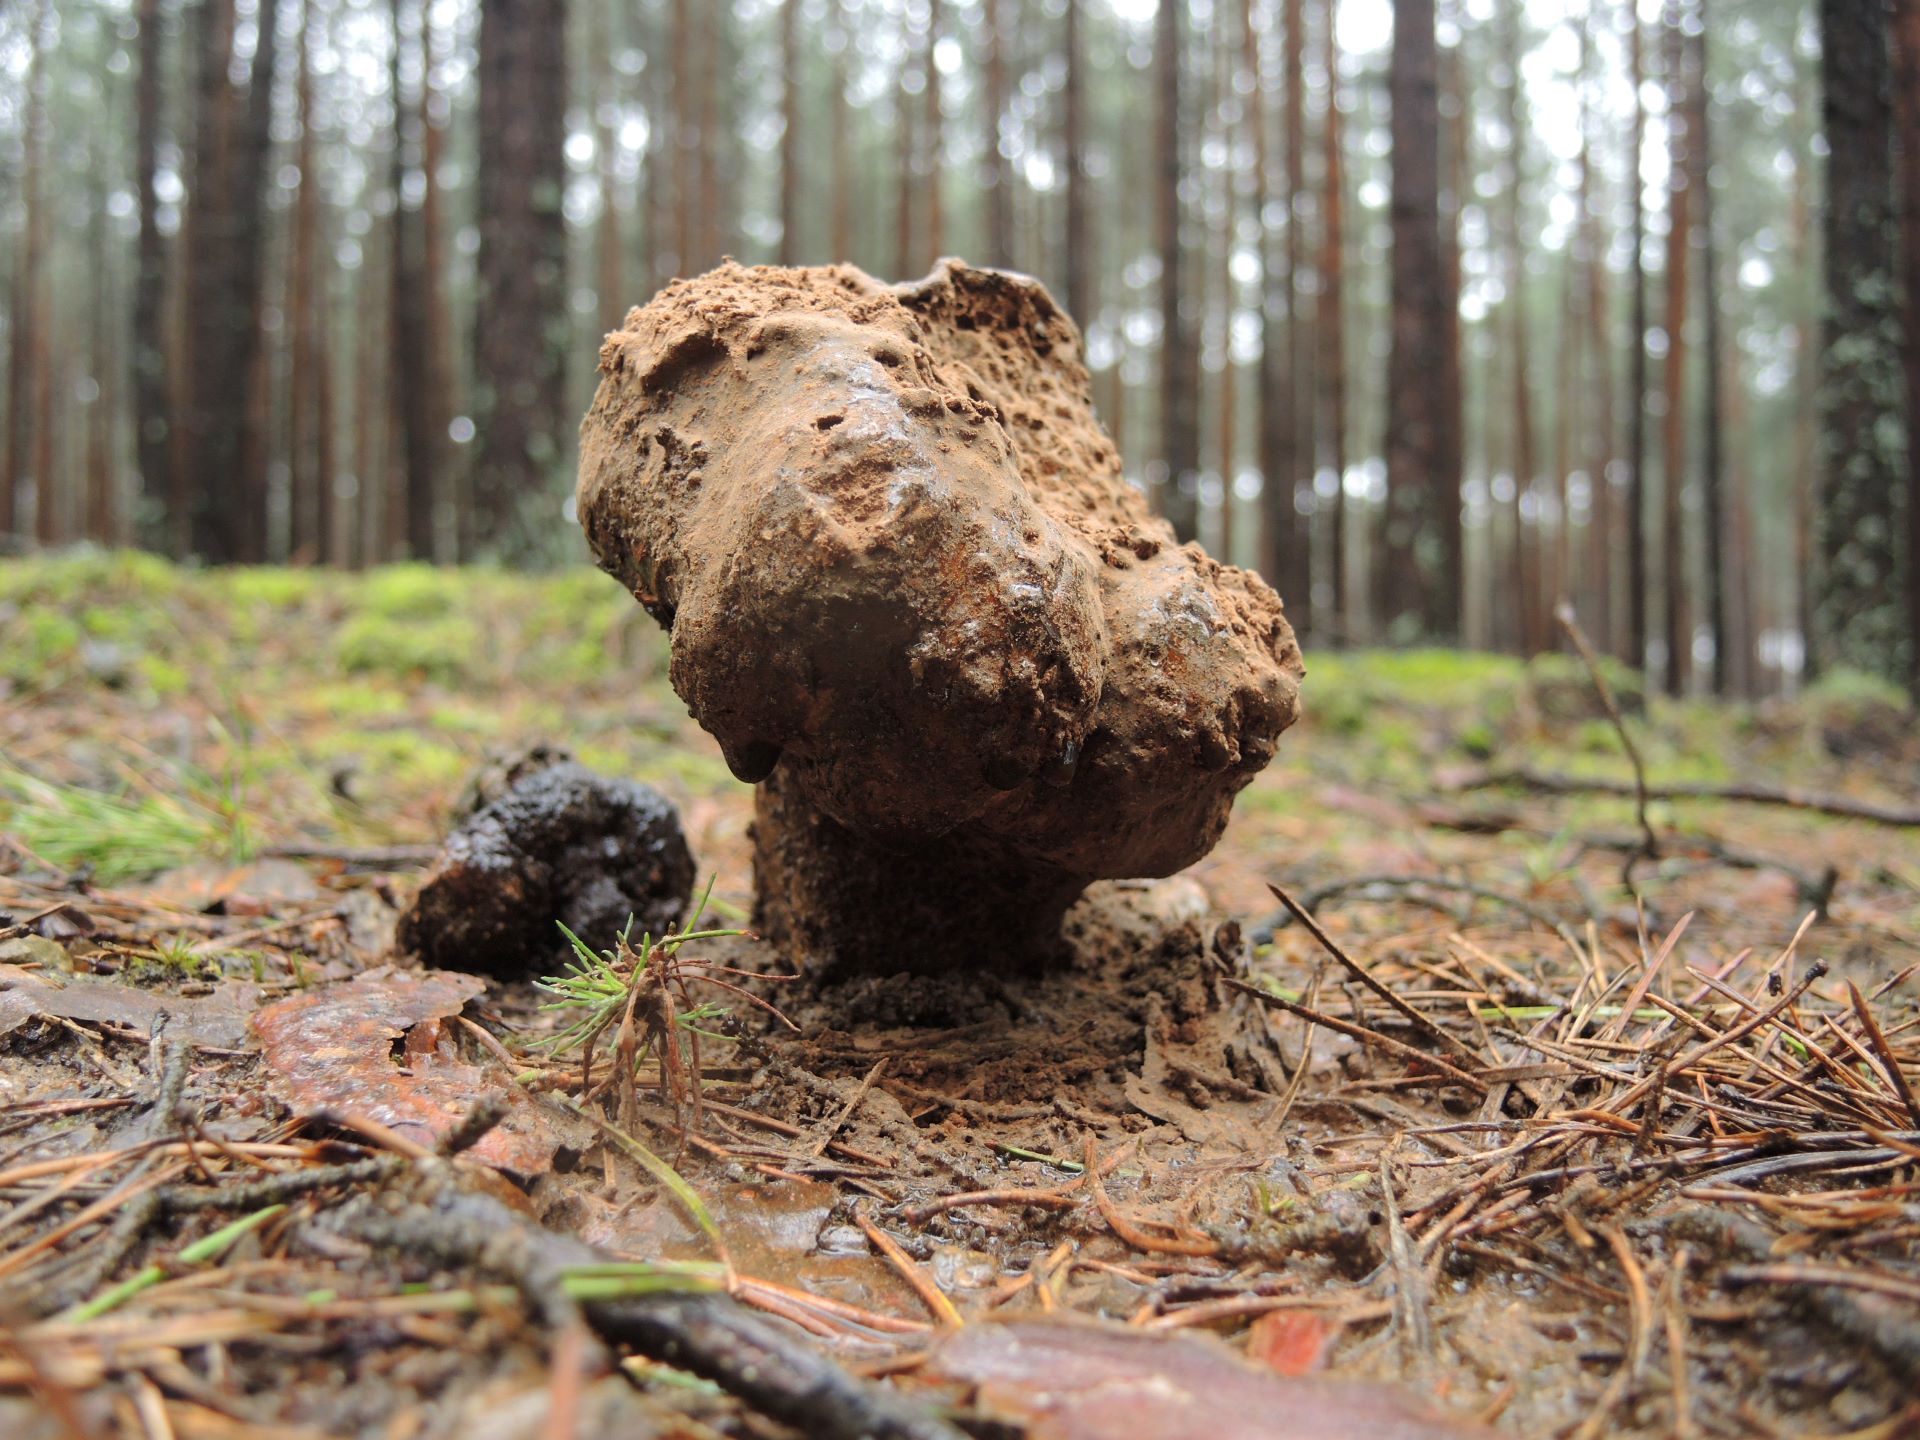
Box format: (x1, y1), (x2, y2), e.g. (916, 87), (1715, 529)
(182, 0), (279, 563)
(1625, 0), (1650, 671)
(1283, 0), (1311, 631)
(922, 0), (944, 264)
(1251, 0), (1290, 593)
(831, 0), (852, 263)
(670, 0), (693, 277)
(1215, 19), (1238, 563)
(288, 0), (323, 562)
(1661, 0), (1690, 696)
(1437, 14), (1465, 640)
(1791, 81), (1818, 684)
(779, 0), (801, 266)
(133, 0), (172, 549)
(419, 0), (455, 558)
(1893, 0), (1920, 699)
(391, 0), (436, 560)
(983, 0), (1013, 269)
(1318, 0), (1348, 638)
(1158, 0), (1199, 542)
(1578, 4), (1614, 653)
(696, 4), (722, 266)
(1693, 8), (1728, 694)
(894, 22), (915, 278)
(473, 0), (569, 558)
(1381, 0), (1456, 638)
(1816, 0), (1909, 684)
(87, 120), (119, 545)
(1062, 0), (1090, 325)
(1502, 0), (1541, 656)
(4, 0), (50, 543)
(593, 0), (625, 323)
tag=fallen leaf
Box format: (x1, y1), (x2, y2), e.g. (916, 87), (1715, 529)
(135, 859), (323, 915)
(920, 1318), (1495, 1440)
(1246, 1311), (1334, 1377)
(0, 964), (256, 1047)
(251, 969), (568, 1178)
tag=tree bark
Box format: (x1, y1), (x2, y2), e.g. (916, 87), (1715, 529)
(1062, 0), (1090, 326)
(894, 19), (915, 278)
(831, 0), (852, 263)
(1893, 0), (1920, 700)
(86, 117), (119, 544)
(1625, 0), (1650, 671)
(1661, 0), (1690, 696)
(419, 0), (455, 557)
(592, 0), (625, 325)
(1381, 0), (1456, 638)
(1215, 17), (1239, 563)
(983, 0), (1013, 269)
(474, 0), (570, 559)
(1816, 0), (1909, 685)
(1501, 0), (1541, 656)
(1318, 0), (1348, 637)
(1791, 65), (1817, 684)
(133, 0), (172, 550)
(779, 0), (802, 266)
(3, 0), (51, 543)
(1283, 0), (1311, 631)
(288, 0), (325, 563)
(1693, 8), (1728, 694)
(1251, 0), (1292, 593)
(1578, 3), (1614, 653)
(391, 0), (436, 560)
(922, 0), (944, 264)
(1157, 0), (1198, 541)
(181, 0), (279, 562)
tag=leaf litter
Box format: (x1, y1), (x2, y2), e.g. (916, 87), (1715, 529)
(0, 557), (1917, 1439)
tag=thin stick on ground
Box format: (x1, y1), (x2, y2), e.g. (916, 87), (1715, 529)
(1277, 874), (1583, 951)
(808, 1059), (889, 1159)
(853, 1200), (964, 1329)
(1846, 980), (1920, 1128)
(1457, 767), (1920, 829)
(1223, 977), (1490, 1095)
(1267, 882), (1487, 1071)
(1569, 1225), (1654, 1440)
(1557, 601), (1658, 877)
(1082, 1136), (1220, 1258)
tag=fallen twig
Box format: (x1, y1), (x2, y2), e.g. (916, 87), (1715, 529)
(326, 1179), (968, 1440)
(1266, 883), (1488, 1072)
(1453, 766), (1920, 828)
(1556, 602), (1659, 875)
(1267, 874), (1582, 951)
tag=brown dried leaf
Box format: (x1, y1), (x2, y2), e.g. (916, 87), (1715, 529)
(921, 1319), (1495, 1440)
(251, 969), (565, 1178)
(0, 963), (257, 1047)
(1246, 1311), (1335, 1377)
(134, 858), (324, 914)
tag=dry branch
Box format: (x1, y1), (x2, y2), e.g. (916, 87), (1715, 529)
(1455, 766), (1920, 827)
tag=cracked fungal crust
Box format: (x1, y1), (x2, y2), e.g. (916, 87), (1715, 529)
(577, 259), (1302, 967)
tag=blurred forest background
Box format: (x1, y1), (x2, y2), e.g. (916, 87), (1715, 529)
(0, 0), (1915, 702)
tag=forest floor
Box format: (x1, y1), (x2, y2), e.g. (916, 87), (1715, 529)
(1, 551), (1918, 1440)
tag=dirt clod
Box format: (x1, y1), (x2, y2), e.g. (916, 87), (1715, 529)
(397, 758), (695, 977)
(577, 260), (1304, 973)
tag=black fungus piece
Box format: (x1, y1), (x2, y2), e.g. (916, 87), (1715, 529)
(398, 761), (695, 978)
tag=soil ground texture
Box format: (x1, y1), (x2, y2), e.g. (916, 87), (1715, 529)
(2, 554), (1917, 1439)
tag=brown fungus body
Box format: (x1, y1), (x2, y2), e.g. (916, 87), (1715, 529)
(577, 260), (1303, 974)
